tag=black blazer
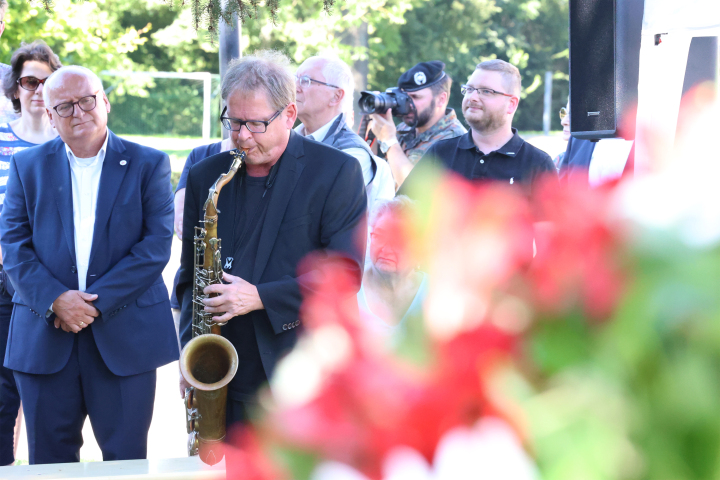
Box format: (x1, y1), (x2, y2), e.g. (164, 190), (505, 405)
(177, 131), (367, 377)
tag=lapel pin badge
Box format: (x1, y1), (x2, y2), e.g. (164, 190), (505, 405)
(120, 160), (127, 166)
(224, 257), (234, 270)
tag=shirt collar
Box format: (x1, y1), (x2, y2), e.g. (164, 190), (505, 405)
(459, 127), (524, 157)
(65, 128), (110, 165)
(297, 114), (342, 142)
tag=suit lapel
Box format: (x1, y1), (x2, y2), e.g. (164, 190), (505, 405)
(51, 140), (76, 265)
(88, 132), (130, 267)
(251, 133), (305, 283)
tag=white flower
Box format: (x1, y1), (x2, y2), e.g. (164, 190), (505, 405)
(310, 417), (539, 480)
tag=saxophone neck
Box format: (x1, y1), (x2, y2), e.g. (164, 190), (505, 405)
(203, 149), (247, 215)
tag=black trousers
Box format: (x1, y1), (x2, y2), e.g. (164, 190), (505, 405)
(0, 273), (18, 466)
(226, 396), (259, 427)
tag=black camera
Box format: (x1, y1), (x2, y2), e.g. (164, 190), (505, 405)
(359, 87), (415, 116)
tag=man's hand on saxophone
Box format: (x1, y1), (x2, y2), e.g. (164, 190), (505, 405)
(201, 271), (265, 322)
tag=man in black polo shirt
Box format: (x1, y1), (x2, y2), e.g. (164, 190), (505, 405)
(400, 59), (557, 197)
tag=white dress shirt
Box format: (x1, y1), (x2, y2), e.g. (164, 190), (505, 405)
(66, 130), (109, 292)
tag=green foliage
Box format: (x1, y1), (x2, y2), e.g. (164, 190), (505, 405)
(233, 0), (415, 66)
(103, 75), (223, 138)
(0, 0), (148, 70)
(2, 0), (571, 137)
(369, 0), (570, 131)
(524, 234), (720, 479)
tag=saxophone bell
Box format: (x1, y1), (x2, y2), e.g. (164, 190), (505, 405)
(180, 334), (238, 465)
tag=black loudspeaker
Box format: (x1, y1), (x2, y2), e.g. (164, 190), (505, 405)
(569, 0), (644, 140)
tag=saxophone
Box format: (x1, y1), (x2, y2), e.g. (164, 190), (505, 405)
(179, 148), (245, 465)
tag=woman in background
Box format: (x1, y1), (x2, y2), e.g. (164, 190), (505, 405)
(358, 196), (428, 341)
(0, 40), (61, 466)
(553, 100), (571, 169)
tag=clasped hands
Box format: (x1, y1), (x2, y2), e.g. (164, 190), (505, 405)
(202, 272), (264, 322)
(52, 290), (100, 333)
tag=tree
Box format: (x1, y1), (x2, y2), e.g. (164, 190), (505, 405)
(368, 0), (570, 131)
(1, 0), (148, 71)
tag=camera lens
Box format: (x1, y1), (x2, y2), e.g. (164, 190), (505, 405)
(359, 93), (379, 114)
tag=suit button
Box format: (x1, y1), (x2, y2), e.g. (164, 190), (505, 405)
(71, 266), (77, 274)
(282, 324), (287, 331)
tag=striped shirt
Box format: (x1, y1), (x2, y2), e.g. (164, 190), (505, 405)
(0, 123), (37, 212)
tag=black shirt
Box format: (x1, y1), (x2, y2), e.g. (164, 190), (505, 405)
(223, 173), (270, 401)
(401, 128), (557, 197)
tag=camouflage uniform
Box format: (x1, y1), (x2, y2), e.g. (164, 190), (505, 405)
(397, 108), (466, 165)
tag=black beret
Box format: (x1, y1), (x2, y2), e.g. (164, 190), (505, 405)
(398, 61), (447, 92)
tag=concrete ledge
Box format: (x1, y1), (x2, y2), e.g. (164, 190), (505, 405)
(0, 457), (225, 480)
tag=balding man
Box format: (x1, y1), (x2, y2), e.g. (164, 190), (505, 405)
(0, 66), (178, 464)
(295, 54), (395, 209)
(400, 60), (557, 197)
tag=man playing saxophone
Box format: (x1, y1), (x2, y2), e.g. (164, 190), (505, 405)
(177, 51), (367, 426)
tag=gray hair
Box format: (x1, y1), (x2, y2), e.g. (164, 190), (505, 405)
(314, 53), (355, 113)
(221, 50), (295, 111)
(476, 59), (522, 97)
(369, 195), (415, 229)
(42, 66), (104, 106)
(0, 0), (7, 9)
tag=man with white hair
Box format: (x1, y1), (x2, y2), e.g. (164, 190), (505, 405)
(295, 54), (395, 207)
(0, 65), (178, 464)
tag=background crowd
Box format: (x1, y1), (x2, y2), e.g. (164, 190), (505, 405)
(1, 0), (716, 478)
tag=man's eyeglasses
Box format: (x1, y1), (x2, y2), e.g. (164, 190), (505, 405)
(18, 76), (49, 92)
(295, 75), (339, 89)
(220, 106), (286, 133)
(52, 94), (98, 118)
(460, 85), (515, 99)
(559, 107), (568, 120)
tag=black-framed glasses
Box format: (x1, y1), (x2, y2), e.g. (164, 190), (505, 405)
(460, 85), (515, 99)
(559, 107), (568, 120)
(53, 94), (98, 118)
(295, 75), (339, 89)
(18, 76), (49, 91)
(220, 105), (286, 133)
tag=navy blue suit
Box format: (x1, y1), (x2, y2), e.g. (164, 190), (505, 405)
(0, 131), (179, 463)
(177, 131), (366, 417)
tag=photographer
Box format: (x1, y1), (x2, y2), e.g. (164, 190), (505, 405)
(369, 61), (466, 187)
